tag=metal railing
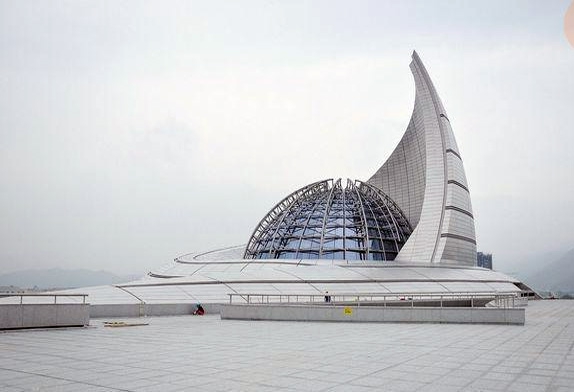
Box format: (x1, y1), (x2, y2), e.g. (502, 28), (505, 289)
(0, 293), (88, 305)
(228, 291), (520, 309)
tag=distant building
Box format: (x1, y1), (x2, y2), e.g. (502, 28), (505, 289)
(477, 252), (493, 269)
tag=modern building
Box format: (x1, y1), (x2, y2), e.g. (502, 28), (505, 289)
(59, 51), (534, 314)
(477, 252), (493, 269)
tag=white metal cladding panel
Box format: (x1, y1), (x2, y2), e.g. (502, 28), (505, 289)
(241, 261), (289, 270)
(177, 286), (229, 303)
(409, 267), (475, 280)
(461, 269), (520, 282)
(192, 246), (246, 261)
(152, 263), (205, 276)
(176, 253), (198, 262)
(238, 260), (316, 272)
(173, 246), (245, 262)
(76, 267), (523, 304)
(441, 118), (460, 152)
(141, 263), (522, 290)
(418, 266), (488, 281)
(403, 114), (427, 227)
(274, 264), (369, 281)
(195, 263), (242, 273)
(141, 263), (366, 286)
(397, 59), (446, 264)
(370, 52), (479, 267)
(448, 268), (492, 279)
(484, 282), (521, 292)
(126, 274), (216, 286)
(207, 270), (301, 283)
(143, 271), (214, 286)
(368, 109), (427, 227)
(164, 285), (203, 302)
(126, 286), (198, 302)
(370, 134), (407, 223)
(176, 284), (231, 298)
(441, 210), (476, 238)
(151, 261), (180, 275)
(136, 285), (229, 303)
(172, 264), (206, 276)
(221, 268), (295, 281)
(339, 265), (518, 283)
(225, 283), (285, 295)
(439, 281), (500, 292)
(264, 283), (322, 294)
(57, 285), (140, 305)
(345, 267), (431, 280)
(114, 279), (521, 304)
(220, 263), (333, 281)
(434, 239), (449, 264)
(447, 154), (469, 187)
(446, 185), (473, 212)
(380, 282), (448, 293)
(311, 282), (391, 294)
(436, 237), (476, 266)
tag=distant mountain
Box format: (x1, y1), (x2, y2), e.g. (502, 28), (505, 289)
(524, 248), (574, 293)
(496, 249), (568, 282)
(0, 268), (141, 290)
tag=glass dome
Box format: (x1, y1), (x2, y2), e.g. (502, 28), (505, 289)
(244, 179), (412, 261)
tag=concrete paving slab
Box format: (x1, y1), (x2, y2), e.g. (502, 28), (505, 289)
(0, 300), (572, 391)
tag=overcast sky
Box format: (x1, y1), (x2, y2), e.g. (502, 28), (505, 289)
(1, 0), (573, 275)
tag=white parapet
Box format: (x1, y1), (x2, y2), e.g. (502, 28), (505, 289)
(220, 304), (525, 325)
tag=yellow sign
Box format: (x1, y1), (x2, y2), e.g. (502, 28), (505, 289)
(344, 307), (353, 316)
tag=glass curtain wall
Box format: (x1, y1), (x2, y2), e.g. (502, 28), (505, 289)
(244, 179), (412, 261)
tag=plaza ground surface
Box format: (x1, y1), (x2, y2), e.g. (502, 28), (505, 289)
(1, 300), (573, 392)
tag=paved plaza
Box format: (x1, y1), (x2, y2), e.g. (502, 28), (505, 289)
(1, 300), (573, 392)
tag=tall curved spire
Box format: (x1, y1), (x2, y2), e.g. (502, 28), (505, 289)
(368, 51), (476, 265)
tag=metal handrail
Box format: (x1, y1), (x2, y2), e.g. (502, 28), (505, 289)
(227, 291), (519, 309)
(0, 293), (88, 305)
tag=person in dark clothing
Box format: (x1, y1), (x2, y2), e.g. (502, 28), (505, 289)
(193, 304), (205, 315)
(324, 291), (331, 303)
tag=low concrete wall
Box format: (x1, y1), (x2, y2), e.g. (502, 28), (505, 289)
(0, 304), (90, 329)
(90, 304), (143, 318)
(220, 304), (525, 325)
(89, 303), (223, 318)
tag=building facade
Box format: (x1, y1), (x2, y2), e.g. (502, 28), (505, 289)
(477, 252), (493, 269)
(52, 52), (532, 311)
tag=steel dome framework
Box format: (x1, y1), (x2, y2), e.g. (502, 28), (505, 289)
(244, 179), (412, 261)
